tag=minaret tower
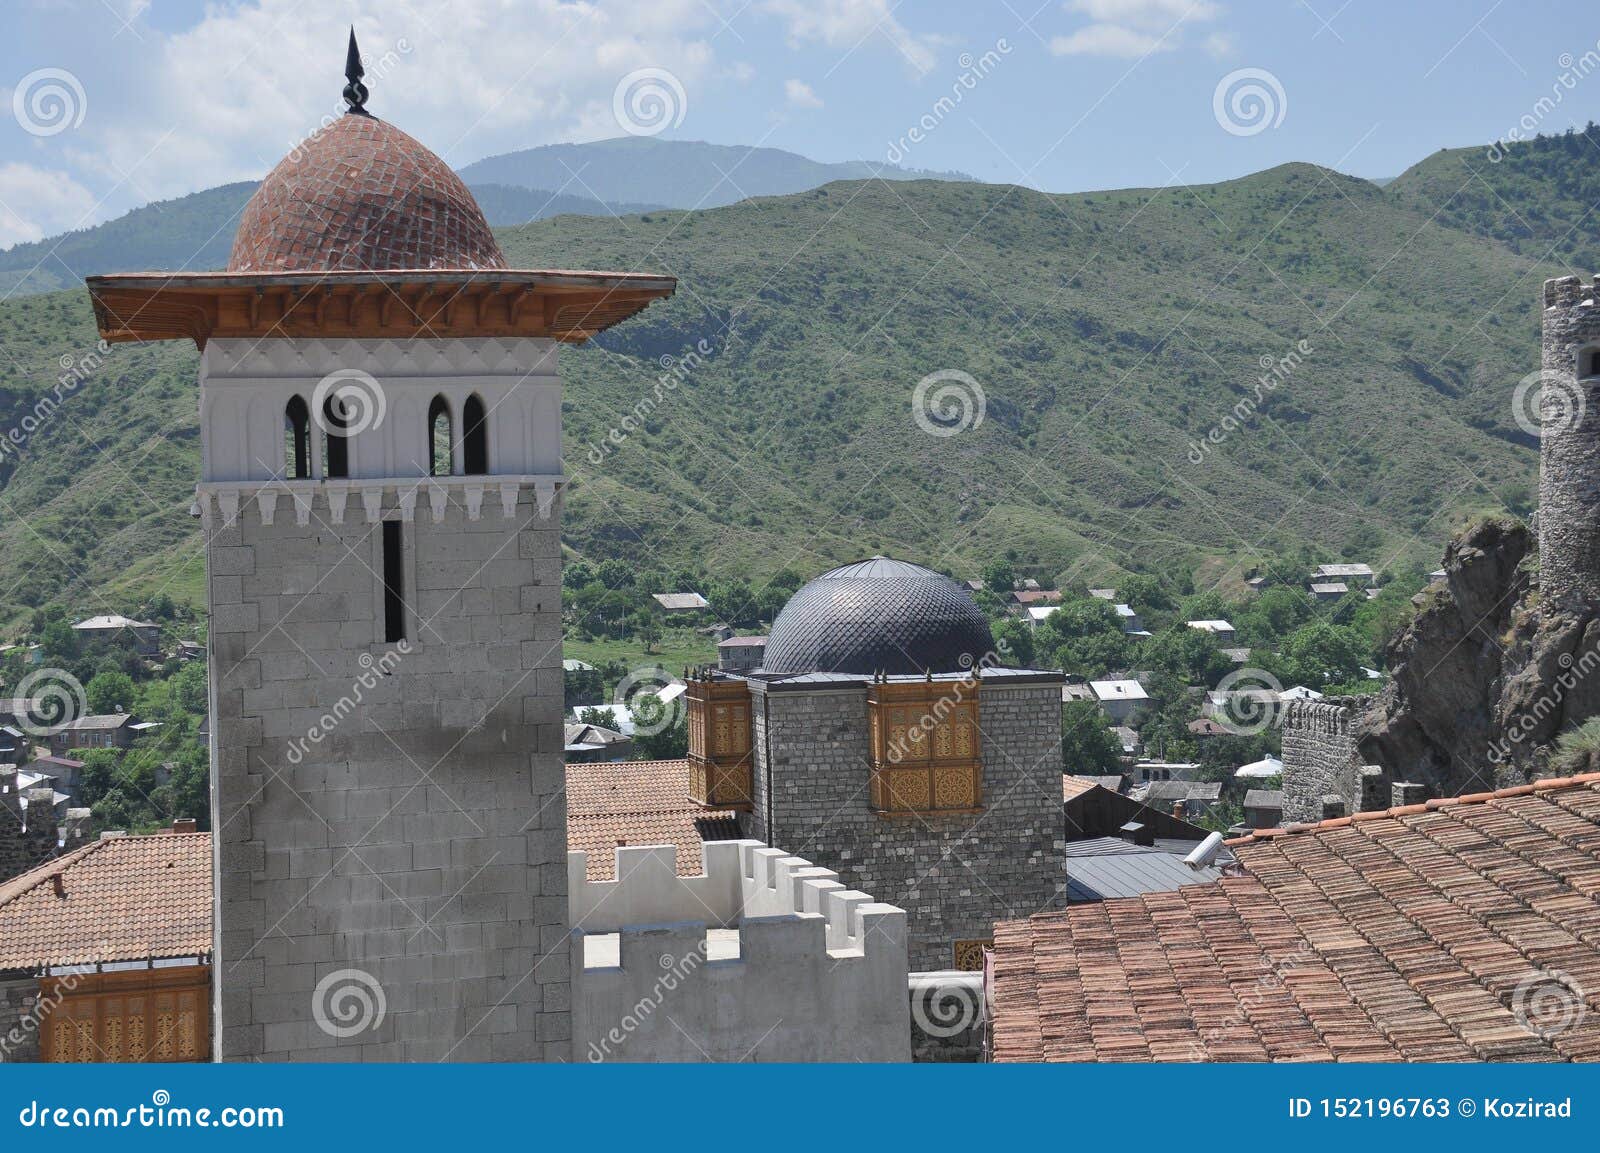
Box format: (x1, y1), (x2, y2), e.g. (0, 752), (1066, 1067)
(86, 34), (673, 1061)
(1539, 274), (1600, 609)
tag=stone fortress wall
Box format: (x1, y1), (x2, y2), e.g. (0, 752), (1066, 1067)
(1539, 275), (1600, 610)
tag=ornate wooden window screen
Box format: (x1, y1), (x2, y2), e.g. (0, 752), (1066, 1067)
(867, 676), (982, 814)
(39, 965), (209, 1063)
(687, 673), (754, 808)
(953, 939), (992, 971)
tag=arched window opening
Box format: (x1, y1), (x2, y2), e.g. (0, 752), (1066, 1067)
(323, 394), (350, 479)
(284, 396), (311, 479)
(428, 395), (453, 477)
(462, 394), (488, 475)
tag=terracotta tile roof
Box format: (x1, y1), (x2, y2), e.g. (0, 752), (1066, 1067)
(565, 759), (735, 881)
(991, 774), (1600, 1062)
(230, 114), (506, 274)
(0, 833), (212, 970)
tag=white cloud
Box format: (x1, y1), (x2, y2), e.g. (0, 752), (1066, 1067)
(765, 0), (941, 74)
(0, 162), (98, 249)
(1050, 24), (1173, 57)
(1053, 0), (1225, 58)
(1065, 0), (1220, 25)
(69, 0), (724, 202)
(784, 79), (823, 109)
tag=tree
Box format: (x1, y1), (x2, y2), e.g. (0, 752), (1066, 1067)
(632, 693), (688, 760)
(636, 613), (663, 654)
(1061, 701), (1124, 775)
(1272, 620), (1369, 687)
(40, 619), (77, 662)
(981, 558), (1016, 593)
(1140, 627), (1230, 687)
(992, 617), (1035, 667)
(86, 669), (136, 715)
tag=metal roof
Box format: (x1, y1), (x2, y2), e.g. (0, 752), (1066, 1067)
(1063, 837), (1226, 902)
(761, 556), (997, 676)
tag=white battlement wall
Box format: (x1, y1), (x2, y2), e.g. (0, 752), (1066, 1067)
(569, 840), (910, 1062)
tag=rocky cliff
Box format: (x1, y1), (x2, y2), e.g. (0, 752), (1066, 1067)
(1357, 515), (1600, 790)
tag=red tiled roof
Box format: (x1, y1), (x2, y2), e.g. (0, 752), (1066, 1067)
(0, 833), (212, 970)
(565, 759), (735, 881)
(230, 114), (506, 274)
(991, 774), (1600, 1062)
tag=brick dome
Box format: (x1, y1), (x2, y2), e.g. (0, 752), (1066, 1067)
(228, 113), (507, 274)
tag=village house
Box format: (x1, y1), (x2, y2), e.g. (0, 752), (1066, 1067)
(716, 634), (767, 672)
(1089, 678), (1149, 723)
(71, 615), (161, 656)
(47, 713), (139, 758)
(652, 592), (710, 613)
(1185, 619), (1236, 642)
(1311, 562), (1376, 588)
(0, 823), (211, 1063)
(1309, 581), (1349, 602)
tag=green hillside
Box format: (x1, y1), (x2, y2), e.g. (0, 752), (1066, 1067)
(0, 135), (1592, 626)
(458, 136), (975, 209)
(0, 182), (654, 299)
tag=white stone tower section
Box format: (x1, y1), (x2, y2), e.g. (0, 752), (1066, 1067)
(1539, 274), (1600, 609)
(85, 39), (673, 1061)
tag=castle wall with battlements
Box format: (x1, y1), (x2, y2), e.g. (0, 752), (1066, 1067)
(1280, 697), (1387, 824)
(569, 840), (909, 1062)
(745, 680), (1066, 971)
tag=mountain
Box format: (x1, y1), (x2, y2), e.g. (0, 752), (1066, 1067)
(458, 136), (976, 209)
(2, 131), (1597, 625)
(0, 182), (659, 299)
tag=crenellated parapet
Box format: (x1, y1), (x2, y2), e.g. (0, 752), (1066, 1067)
(569, 839), (910, 1062)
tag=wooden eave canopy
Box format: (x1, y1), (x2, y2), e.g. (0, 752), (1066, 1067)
(85, 269), (677, 348)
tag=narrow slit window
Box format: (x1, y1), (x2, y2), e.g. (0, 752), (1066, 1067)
(1585, 349), (1600, 378)
(428, 395), (452, 477)
(284, 396), (310, 479)
(382, 520), (406, 643)
(323, 395), (350, 479)
(462, 394), (488, 475)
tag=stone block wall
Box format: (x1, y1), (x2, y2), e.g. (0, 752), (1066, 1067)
(570, 840), (909, 1062)
(1539, 275), (1600, 609)
(0, 772), (57, 883)
(747, 678), (1066, 971)
(206, 487), (567, 1062)
(1280, 697), (1385, 824)
(0, 974), (42, 1062)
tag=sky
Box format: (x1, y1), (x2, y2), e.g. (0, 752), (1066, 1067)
(2, 0), (1599, 248)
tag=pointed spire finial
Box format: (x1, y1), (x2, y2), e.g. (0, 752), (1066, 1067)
(343, 26), (371, 116)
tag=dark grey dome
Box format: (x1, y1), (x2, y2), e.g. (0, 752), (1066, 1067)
(762, 557), (996, 676)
